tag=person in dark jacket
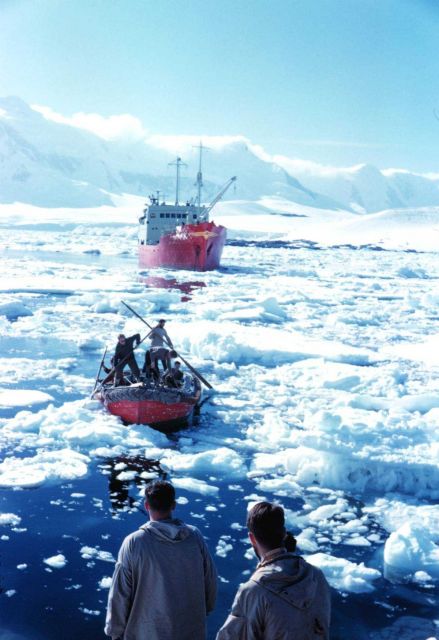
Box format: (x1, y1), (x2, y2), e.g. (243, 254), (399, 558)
(141, 349), (159, 382)
(164, 360), (184, 388)
(105, 480), (217, 640)
(216, 501), (331, 640)
(113, 333), (141, 384)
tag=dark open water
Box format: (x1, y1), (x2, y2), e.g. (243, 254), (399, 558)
(2, 457), (438, 640)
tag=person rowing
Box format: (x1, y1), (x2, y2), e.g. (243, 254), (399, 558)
(113, 333), (141, 384)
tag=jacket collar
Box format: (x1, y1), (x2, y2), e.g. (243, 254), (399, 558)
(257, 546), (290, 568)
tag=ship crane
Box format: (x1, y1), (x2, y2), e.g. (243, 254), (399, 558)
(202, 176), (237, 219)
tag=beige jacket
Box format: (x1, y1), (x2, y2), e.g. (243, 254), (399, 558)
(105, 518), (217, 640)
(216, 550), (331, 640)
(149, 326), (172, 349)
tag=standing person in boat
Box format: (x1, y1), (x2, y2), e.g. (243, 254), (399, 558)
(216, 501), (331, 640)
(105, 479), (217, 640)
(149, 318), (174, 375)
(141, 349), (160, 383)
(113, 333), (141, 384)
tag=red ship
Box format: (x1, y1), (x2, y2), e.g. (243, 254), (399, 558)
(138, 147), (236, 271)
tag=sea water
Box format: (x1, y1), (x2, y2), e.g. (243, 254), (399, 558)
(1, 220), (438, 639)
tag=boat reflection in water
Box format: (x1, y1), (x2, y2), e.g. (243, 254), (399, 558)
(139, 275), (206, 302)
(100, 456), (167, 513)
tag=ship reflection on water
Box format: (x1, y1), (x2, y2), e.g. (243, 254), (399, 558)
(139, 275), (206, 301)
(101, 456), (167, 513)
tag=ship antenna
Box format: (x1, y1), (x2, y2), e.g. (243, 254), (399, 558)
(168, 157), (187, 205)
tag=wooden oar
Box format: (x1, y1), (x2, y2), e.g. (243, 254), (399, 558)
(92, 333), (150, 397)
(91, 346), (107, 398)
(121, 300), (213, 390)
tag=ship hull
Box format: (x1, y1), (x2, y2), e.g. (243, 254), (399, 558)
(139, 221), (226, 271)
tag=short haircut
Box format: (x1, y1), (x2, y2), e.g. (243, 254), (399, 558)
(247, 501), (286, 549)
(145, 480), (175, 512)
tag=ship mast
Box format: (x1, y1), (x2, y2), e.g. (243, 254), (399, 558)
(196, 141), (203, 216)
(168, 157), (187, 205)
(194, 141), (210, 217)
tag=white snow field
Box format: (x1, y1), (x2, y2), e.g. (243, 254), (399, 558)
(0, 197), (438, 639)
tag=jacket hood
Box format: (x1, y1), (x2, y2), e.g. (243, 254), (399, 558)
(140, 518), (192, 543)
(252, 553), (319, 610)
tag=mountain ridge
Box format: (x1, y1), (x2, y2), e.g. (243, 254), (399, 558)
(1, 96), (439, 213)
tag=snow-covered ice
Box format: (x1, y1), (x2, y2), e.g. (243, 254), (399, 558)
(0, 197), (438, 639)
(44, 554), (68, 569)
(0, 389), (54, 407)
(306, 552), (381, 593)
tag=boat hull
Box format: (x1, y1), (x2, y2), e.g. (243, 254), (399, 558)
(139, 221), (226, 271)
(99, 380), (201, 433)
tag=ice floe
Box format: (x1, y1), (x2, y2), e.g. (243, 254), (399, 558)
(306, 552), (381, 593)
(44, 554), (68, 569)
(0, 389), (54, 407)
(384, 522), (439, 579)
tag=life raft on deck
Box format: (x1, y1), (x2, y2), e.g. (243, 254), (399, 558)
(96, 374), (202, 433)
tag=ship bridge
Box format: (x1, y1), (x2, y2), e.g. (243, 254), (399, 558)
(138, 201), (208, 246)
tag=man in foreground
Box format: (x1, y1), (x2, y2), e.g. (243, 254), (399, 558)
(105, 480), (217, 640)
(216, 501), (331, 640)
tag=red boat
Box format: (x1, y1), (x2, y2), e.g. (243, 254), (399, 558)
(138, 148), (236, 272)
(97, 375), (202, 433)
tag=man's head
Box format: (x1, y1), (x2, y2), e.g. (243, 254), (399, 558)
(174, 361), (181, 368)
(247, 501), (286, 553)
(158, 319), (166, 327)
(144, 480), (176, 519)
(118, 334), (126, 344)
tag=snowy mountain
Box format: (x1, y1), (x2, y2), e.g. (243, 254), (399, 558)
(273, 156), (439, 214)
(1, 95), (439, 213)
(0, 96), (341, 210)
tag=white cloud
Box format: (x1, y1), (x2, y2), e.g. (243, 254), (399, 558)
(146, 133), (249, 155)
(31, 104), (147, 141)
(269, 153), (357, 178)
(145, 134), (388, 180)
(382, 168), (439, 182)
(26, 104), (424, 182)
(0, 107), (10, 119)
(415, 171), (439, 181)
(242, 144), (362, 177)
(288, 139), (390, 149)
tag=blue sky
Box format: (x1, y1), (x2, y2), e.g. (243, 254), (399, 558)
(1, 0), (439, 171)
